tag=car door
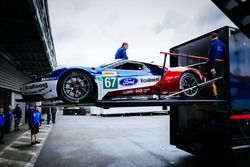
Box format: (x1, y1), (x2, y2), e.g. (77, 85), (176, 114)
(100, 61), (152, 90)
(96, 61), (162, 99)
(113, 62), (150, 77)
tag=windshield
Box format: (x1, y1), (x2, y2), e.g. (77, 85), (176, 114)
(97, 59), (123, 69)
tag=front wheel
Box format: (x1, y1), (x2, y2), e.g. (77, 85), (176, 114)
(58, 70), (94, 103)
(179, 72), (200, 98)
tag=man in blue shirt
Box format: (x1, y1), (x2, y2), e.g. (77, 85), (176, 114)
(30, 105), (41, 145)
(27, 105), (34, 129)
(115, 42), (129, 59)
(0, 107), (5, 144)
(206, 32), (225, 99)
(4, 105), (12, 133)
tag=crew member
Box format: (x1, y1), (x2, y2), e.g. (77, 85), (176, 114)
(0, 107), (5, 144)
(27, 104), (34, 129)
(46, 106), (51, 124)
(4, 105), (12, 133)
(30, 105), (41, 145)
(51, 106), (57, 124)
(115, 42), (129, 59)
(206, 32), (225, 99)
(13, 104), (22, 131)
(25, 104), (29, 124)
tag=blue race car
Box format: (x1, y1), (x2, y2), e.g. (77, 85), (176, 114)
(21, 59), (203, 103)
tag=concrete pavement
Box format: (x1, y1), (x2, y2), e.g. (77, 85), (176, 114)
(34, 110), (218, 167)
(0, 124), (52, 167)
(0, 110), (247, 167)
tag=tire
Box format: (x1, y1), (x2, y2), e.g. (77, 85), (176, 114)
(179, 72), (200, 98)
(57, 70), (94, 103)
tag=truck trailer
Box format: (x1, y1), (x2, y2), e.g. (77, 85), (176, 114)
(169, 26), (250, 163)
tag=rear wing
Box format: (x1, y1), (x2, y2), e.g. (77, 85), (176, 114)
(160, 51), (223, 62)
(160, 51), (224, 69)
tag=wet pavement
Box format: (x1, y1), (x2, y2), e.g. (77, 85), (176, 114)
(34, 110), (225, 167)
(0, 111), (246, 167)
(0, 124), (52, 167)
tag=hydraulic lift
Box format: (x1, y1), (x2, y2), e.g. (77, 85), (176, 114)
(46, 99), (226, 109)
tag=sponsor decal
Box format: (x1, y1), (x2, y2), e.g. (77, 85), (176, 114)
(103, 76), (118, 89)
(140, 78), (160, 83)
(120, 78), (138, 86)
(25, 83), (48, 90)
(122, 88), (151, 95)
(123, 90), (134, 95)
(135, 89), (143, 93)
(96, 76), (103, 81)
(41, 77), (57, 81)
(102, 71), (117, 76)
(135, 88), (151, 94)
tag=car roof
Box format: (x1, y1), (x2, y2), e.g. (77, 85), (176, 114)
(97, 59), (162, 70)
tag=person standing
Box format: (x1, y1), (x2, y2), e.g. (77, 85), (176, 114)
(46, 106), (51, 124)
(27, 105), (34, 129)
(206, 32), (225, 99)
(13, 104), (22, 131)
(4, 105), (12, 133)
(30, 105), (41, 145)
(115, 42), (129, 60)
(25, 104), (29, 124)
(0, 107), (5, 144)
(51, 107), (57, 124)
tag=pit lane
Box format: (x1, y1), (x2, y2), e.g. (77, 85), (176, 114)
(34, 110), (225, 167)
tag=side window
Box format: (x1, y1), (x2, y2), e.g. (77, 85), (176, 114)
(114, 63), (144, 70)
(144, 63), (163, 75)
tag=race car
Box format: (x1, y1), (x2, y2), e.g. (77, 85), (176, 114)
(21, 59), (204, 103)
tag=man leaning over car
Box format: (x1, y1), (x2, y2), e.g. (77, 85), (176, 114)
(115, 42), (129, 60)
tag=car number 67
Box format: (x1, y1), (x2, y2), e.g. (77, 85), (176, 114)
(103, 76), (118, 89)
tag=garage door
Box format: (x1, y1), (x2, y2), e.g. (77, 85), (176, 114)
(0, 56), (30, 92)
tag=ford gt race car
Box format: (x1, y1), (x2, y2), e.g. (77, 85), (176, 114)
(21, 59), (204, 103)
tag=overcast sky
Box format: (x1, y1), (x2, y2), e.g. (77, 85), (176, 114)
(48, 0), (235, 67)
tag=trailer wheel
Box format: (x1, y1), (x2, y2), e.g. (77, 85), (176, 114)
(179, 72), (200, 98)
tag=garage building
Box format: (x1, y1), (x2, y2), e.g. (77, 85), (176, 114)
(0, 0), (56, 122)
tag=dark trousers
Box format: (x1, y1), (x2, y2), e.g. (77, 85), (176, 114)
(28, 119), (31, 129)
(27, 118), (31, 129)
(0, 126), (4, 141)
(52, 112), (56, 123)
(14, 118), (20, 130)
(5, 120), (11, 133)
(47, 113), (51, 124)
(25, 113), (28, 124)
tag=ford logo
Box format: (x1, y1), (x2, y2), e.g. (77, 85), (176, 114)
(120, 78), (138, 86)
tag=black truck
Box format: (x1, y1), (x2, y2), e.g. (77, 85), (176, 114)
(169, 26), (250, 164)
